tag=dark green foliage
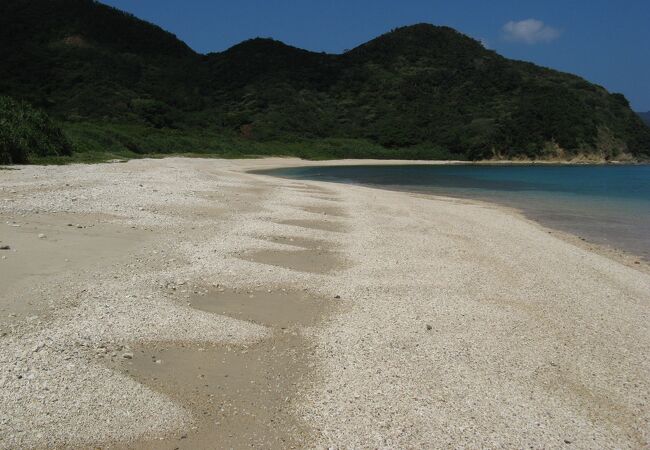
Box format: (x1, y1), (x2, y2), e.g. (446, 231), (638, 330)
(638, 112), (650, 126)
(1, 0), (649, 163)
(0, 0), (200, 119)
(0, 96), (72, 164)
(56, 121), (457, 163)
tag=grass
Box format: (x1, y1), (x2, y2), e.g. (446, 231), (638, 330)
(31, 120), (464, 165)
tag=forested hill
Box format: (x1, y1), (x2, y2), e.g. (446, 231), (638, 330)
(1, 0), (649, 163)
(638, 112), (650, 126)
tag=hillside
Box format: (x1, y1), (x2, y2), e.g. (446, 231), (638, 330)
(638, 112), (650, 126)
(1, 0), (649, 163)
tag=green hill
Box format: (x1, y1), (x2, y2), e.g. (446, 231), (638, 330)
(1, 0), (648, 163)
(638, 112), (650, 126)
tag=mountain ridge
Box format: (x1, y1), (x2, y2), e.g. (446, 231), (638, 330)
(638, 111), (650, 126)
(1, 0), (648, 163)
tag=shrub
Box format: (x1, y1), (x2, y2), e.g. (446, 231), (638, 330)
(0, 96), (72, 164)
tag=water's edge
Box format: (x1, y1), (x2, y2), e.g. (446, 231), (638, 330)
(255, 164), (650, 265)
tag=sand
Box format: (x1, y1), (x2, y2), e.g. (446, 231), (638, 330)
(0, 157), (648, 449)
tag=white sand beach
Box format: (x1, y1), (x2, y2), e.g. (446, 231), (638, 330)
(0, 158), (648, 449)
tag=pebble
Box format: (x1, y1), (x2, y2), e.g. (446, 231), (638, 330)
(0, 245), (10, 250)
(2, 158), (641, 450)
(38, 234), (46, 239)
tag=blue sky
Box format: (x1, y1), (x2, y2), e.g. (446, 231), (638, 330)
(102, 0), (650, 111)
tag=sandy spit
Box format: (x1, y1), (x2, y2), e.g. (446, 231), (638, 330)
(0, 157), (648, 449)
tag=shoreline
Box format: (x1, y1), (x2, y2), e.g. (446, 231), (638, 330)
(249, 157), (650, 272)
(249, 159), (650, 273)
(1, 157), (648, 448)
(13, 153), (650, 168)
(402, 189), (650, 275)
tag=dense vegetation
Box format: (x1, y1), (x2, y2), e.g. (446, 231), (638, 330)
(639, 112), (650, 127)
(1, 0), (648, 163)
(0, 96), (72, 164)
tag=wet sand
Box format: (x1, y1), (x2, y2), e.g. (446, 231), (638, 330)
(0, 212), (145, 326)
(0, 157), (648, 449)
(108, 288), (329, 449)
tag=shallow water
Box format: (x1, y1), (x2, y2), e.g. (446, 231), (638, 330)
(262, 164), (650, 261)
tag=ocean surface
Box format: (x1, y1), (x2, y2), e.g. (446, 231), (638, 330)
(262, 164), (650, 261)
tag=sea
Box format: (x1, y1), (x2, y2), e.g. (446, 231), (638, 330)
(261, 164), (650, 261)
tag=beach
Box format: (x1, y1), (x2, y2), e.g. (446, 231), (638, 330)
(0, 157), (648, 448)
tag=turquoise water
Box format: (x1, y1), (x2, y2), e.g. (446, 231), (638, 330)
(262, 164), (650, 260)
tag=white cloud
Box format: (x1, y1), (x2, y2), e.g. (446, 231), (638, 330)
(502, 19), (561, 44)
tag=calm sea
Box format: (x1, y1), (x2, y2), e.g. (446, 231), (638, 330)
(262, 164), (650, 261)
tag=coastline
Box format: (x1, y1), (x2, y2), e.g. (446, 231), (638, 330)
(1, 157), (648, 448)
(251, 158), (650, 271)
